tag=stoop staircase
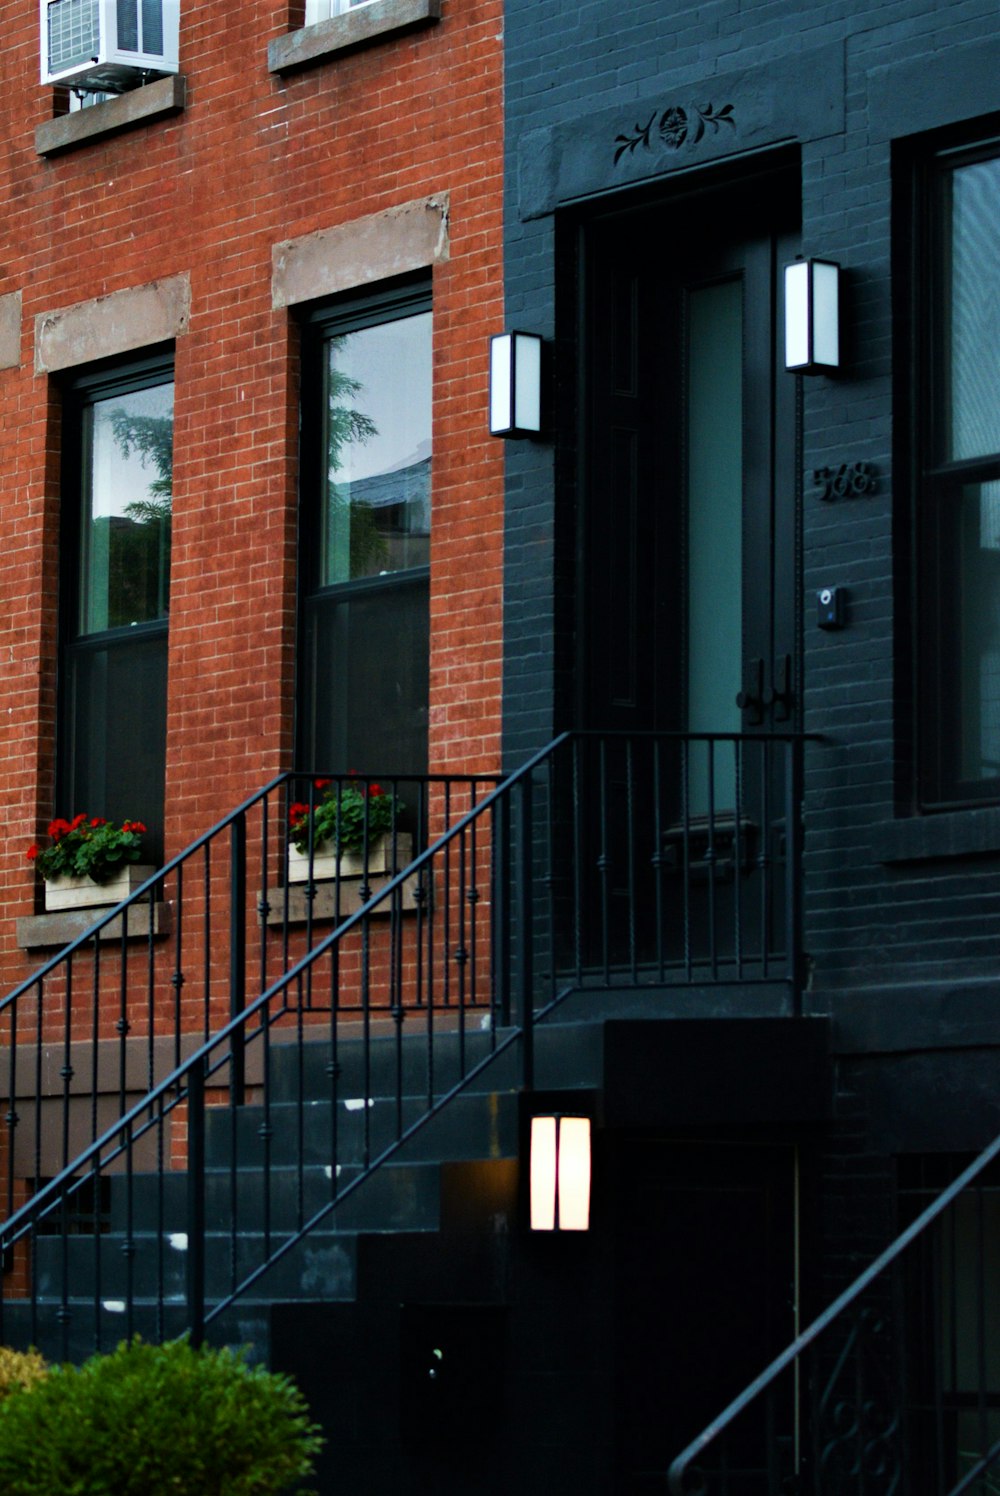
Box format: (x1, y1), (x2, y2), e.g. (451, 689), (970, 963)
(4, 735), (999, 1491)
(1, 1019), (601, 1364)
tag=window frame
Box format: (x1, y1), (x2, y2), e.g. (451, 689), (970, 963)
(295, 275), (432, 777)
(304, 0), (378, 22)
(57, 347), (174, 858)
(911, 128), (1000, 810)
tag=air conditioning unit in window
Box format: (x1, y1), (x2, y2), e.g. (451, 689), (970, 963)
(41, 0), (180, 92)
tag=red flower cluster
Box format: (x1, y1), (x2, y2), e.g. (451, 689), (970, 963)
(27, 812), (148, 882)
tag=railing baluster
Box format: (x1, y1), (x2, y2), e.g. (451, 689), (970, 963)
(186, 1058), (206, 1350)
(516, 770), (534, 1092)
(625, 738), (637, 983)
(572, 736), (584, 984)
(230, 812), (247, 1107)
(706, 741), (718, 982)
(598, 736), (610, 984)
(682, 739), (692, 981)
(784, 737), (804, 1005)
(732, 737), (744, 978)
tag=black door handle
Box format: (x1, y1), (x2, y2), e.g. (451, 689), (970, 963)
(736, 658), (765, 725)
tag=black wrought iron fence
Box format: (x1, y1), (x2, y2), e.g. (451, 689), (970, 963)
(667, 1136), (1000, 1496)
(0, 731), (811, 1358)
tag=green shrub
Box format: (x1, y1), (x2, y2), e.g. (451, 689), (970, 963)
(0, 1347), (48, 1402)
(0, 1336), (323, 1496)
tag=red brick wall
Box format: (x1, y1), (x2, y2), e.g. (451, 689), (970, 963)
(0, 0), (504, 994)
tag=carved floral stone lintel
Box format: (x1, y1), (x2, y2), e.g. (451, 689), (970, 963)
(614, 102), (735, 165)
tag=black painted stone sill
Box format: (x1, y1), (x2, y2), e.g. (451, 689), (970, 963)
(17, 901), (173, 951)
(874, 805), (1000, 864)
(268, 0), (440, 75)
(35, 75), (186, 158)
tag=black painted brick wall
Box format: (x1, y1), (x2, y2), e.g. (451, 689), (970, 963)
(501, 0), (1000, 1024)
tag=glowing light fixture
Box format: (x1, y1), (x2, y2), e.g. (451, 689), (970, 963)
(489, 331), (543, 438)
(784, 258), (841, 374)
(529, 1114), (591, 1231)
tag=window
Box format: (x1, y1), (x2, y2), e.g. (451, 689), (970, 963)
(298, 282), (431, 775)
(304, 0), (376, 22)
(916, 137), (1000, 806)
(59, 355), (173, 858)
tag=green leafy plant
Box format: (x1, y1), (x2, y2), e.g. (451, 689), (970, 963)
(26, 814), (147, 884)
(0, 1348), (48, 1403)
(288, 777), (402, 856)
(0, 1336), (323, 1496)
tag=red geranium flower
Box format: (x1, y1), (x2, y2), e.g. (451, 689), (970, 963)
(26, 844), (39, 862)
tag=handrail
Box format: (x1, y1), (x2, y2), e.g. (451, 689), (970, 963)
(667, 1128), (1000, 1495)
(0, 772), (289, 1019)
(2, 728), (812, 1356)
(0, 737), (564, 1246)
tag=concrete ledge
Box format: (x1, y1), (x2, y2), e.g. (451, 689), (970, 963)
(263, 874), (421, 925)
(874, 806), (1000, 864)
(35, 75), (186, 158)
(35, 272), (190, 373)
(272, 194), (448, 308)
(0, 293), (21, 370)
(269, 0), (440, 75)
(17, 901), (173, 951)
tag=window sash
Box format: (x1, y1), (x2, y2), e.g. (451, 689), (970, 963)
(58, 355), (173, 855)
(297, 281), (432, 778)
(917, 140), (1000, 807)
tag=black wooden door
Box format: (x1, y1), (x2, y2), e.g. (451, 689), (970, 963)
(580, 185), (799, 742)
(574, 177), (801, 969)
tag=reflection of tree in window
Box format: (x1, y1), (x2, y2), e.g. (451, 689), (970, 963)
(83, 384), (173, 634)
(323, 341), (381, 580)
(321, 315), (432, 589)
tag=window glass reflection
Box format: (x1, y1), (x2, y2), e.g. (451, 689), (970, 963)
(320, 311), (432, 587)
(959, 480), (1000, 782)
(947, 159), (1000, 462)
(81, 382), (174, 634)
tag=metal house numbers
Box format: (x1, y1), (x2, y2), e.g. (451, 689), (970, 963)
(813, 462), (878, 501)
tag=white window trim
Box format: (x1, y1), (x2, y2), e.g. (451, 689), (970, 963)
(305, 0), (379, 23)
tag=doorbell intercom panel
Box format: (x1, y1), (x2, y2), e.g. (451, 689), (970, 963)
(817, 586), (846, 629)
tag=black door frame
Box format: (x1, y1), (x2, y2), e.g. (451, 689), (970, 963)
(570, 157), (803, 742)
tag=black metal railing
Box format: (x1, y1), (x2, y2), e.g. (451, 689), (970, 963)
(666, 1137), (1000, 1496)
(0, 731), (810, 1358)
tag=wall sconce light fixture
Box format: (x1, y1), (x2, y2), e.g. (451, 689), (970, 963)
(489, 330), (543, 437)
(784, 258), (841, 374)
(529, 1114), (591, 1231)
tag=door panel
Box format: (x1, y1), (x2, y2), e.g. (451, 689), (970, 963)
(574, 180), (801, 972)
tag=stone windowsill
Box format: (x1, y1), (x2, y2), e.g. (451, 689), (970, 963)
(874, 804), (1000, 864)
(263, 872), (422, 926)
(268, 0), (441, 75)
(17, 901), (173, 951)
(35, 75), (186, 158)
